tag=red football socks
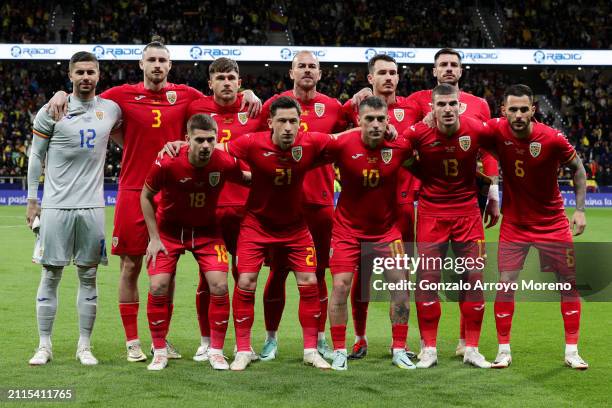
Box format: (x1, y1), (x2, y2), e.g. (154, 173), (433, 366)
(119, 302), (139, 341)
(233, 287), (255, 352)
(195, 275), (211, 337)
(147, 293), (169, 350)
(298, 284), (320, 349)
(416, 300), (441, 348)
(391, 323), (408, 350)
(330, 324), (347, 351)
(209, 293), (230, 350)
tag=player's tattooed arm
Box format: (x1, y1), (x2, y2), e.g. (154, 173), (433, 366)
(141, 186), (168, 268)
(46, 91), (69, 121)
(567, 155), (587, 235)
(240, 90), (262, 118)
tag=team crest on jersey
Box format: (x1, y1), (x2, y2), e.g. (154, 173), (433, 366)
(237, 112), (248, 125)
(459, 102), (467, 115)
(381, 148), (393, 164)
(292, 146), (303, 162)
(529, 142), (542, 158)
(314, 103), (325, 117)
(112, 237), (119, 248)
(394, 108), (405, 122)
(458, 135), (471, 151)
(209, 172), (221, 187)
(95, 111), (104, 120)
(166, 91), (177, 105)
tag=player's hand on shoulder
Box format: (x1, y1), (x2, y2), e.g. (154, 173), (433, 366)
(422, 112), (435, 128)
(25, 199), (41, 229)
(158, 141), (187, 159)
(46, 91), (69, 121)
(145, 238), (168, 269)
(241, 90), (262, 118)
(571, 210), (586, 236)
(351, 87), (373, 108)
(385, 124), (398, 141)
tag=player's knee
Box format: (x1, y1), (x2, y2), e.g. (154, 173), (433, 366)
(120, 255), (143, 277)
(296, 273), (317, 286)
(149, 281), (169, 296)
(42, 265), (64, 281)
(332, 280), (351, 299)
(77, 265), (97, 282)
(237, 274), (257, 291)
(208, 280), (228, 296)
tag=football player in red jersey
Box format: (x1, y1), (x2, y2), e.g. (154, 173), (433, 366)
(324, 97), (415, 371)
(44, 40), (261, 362)
(486, 85), (588, 370)
(187, 58), (262, 362)
(259, 51), (349, 361)
(221, 96), (333, 371)
(141, 114), (245, 371)
(342, 54), (417, 359)
(404, 48), (500, 357)
(404, 84), (498, 369)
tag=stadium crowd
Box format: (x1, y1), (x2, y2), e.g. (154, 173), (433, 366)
(0, 60), (608, 185)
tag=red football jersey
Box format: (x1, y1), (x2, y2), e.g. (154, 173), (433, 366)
(144, 145), (242, 229)
(404, 89), (498, 176)
(102, 82), (204, 190)
(225, 131), (331, 230)
(187, 94), (261, 206)
(261, 91), (348, 205)
(403, 118), (495, 216)
(325, 129), (413, 237)
(488, 118), (576, 225)
(343, 96), (418, 203)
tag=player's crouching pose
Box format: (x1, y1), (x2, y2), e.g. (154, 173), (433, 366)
(325, 97), (415, 371)
(26, 51), (122, 366)
(487, 85), (589, 370)
(141, 114), (247, 371)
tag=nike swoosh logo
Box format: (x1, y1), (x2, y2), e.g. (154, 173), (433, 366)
(235, 317), (250, 323)
(85, 296), (98, 301)
(565, 310), (579, 316)
(423, 301), (436, 307)
(496, 313), (511, 318)
(151, 320), (165, 326)
(351, 153), (364, 159)
(37, 297), (50, 302)
(214, 320), (229, 326)
(474, 305), (485, 311)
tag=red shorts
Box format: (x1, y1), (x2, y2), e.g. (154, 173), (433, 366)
(112, 189), (150, 256)
(147, 226), (229, 276)
(236, 215), (316, 274)
(303, 204), (333, 270)
(498, 217), (575, 275)
(416, 213), (485, 264)
(330, 223), (403, 275)
(216, 205), (245, 255)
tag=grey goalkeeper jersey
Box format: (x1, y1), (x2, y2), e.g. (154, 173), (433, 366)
(30, 95), (122, 209)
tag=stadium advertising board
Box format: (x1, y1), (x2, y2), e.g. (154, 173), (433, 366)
(1, 44), (610, 65)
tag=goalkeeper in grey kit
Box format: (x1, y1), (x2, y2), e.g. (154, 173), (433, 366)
(25, 51), (122, 366)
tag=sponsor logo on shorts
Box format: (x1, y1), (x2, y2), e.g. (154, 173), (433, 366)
(209, 172), (221, 187)
(314, 103), (325, 117)
(166, 91), (177, 105)
(237, 112), (248, 125)
(529, 142), (541, 158)
(393, 108), (404, 122)
(459, 135), (471, 151)
(292, 146), (303, 162)
(381, 148), (393, 164)
(112, 237), (119, 247)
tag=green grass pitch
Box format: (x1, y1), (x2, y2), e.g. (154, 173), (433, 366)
(0, 206), (610, 407)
